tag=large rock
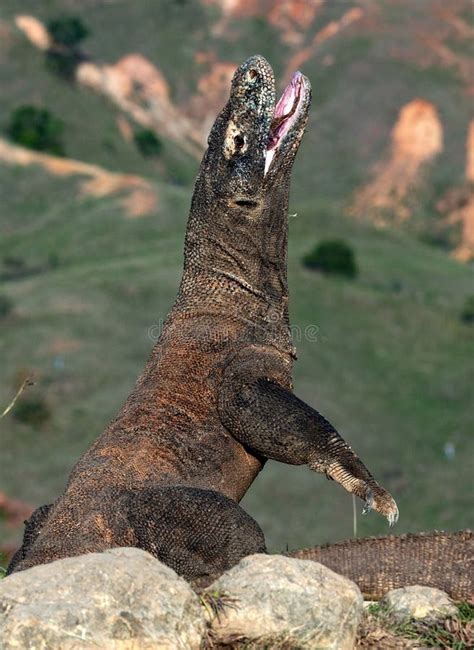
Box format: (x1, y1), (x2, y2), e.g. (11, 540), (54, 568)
(206, 554), (363, 649)
(383, 585), (458, 620)
(0, 547), (206, 649)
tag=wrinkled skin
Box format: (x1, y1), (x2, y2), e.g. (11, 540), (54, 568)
(8, 56), (397, 579)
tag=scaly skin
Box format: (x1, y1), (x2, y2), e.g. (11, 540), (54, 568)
(190, 530), (473, 601)
(9, 55), (398, 580)
(288, 530), (473, 601)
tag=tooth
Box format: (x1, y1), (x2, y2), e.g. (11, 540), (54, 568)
(264, 150), (275, 175)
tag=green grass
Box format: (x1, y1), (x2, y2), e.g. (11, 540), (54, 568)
(0, 165), (473, 554)
(2, 0), (471, 202)
(0, 1), (473, 558)
(243, 198), (474, 548)
(362, 601), (474, 649)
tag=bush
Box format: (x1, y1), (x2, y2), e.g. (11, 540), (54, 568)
(47, 16), (89, 48)
(45, 16), (89, 80)
(13, 397), (51, 427)
(7, 106), (65, 155)
(134, 129), (163, 158)
(0, 294), (13, 319)
(302, 239), (358, 278)
(460, 295), (474, 324)
(45, 50), (80, 80)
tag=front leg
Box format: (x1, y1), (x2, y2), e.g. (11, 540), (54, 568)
(218, 357), (398, 526)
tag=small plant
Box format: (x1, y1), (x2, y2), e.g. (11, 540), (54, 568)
(303, 239), (358, 278)
(13, 396), (51, 427)
(47, 16), (89, 48)
(460, 295), (474, 325)
(0, 294), (13, 319)
(134, 129), (163, 158)
(359, 601), (474, 648)
(45, 50), (81, 80)
(45, 16), (89, 80)
(1, 378), (34, 421)
(7, 106), (65, 155)
(199, 589), (237, 622)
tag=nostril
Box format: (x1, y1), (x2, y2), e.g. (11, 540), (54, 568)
(234, 134), (245, 149)
(234, 199), (258, 209)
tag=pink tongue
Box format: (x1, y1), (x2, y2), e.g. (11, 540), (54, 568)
(267, 71), (302, 151)
(275, 72), (302, 118)
(264, 71), (303, 175)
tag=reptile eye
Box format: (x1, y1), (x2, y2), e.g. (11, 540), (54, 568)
(234, 134), (245, 149)
(248, 69), (257, 81)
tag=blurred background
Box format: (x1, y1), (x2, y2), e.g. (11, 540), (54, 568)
(0, 0), (473, 565)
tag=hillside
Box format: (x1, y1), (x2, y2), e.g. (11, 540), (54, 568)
(0, 0), (473, 559)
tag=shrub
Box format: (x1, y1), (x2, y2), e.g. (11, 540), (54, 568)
(7, 106), (65, 155)
(0, 294), (13, 319)
(45, 17), (89, 80)
(47, 16), (89, 48)
(460, 295), (474, 324)
(13, 397), (51, 427)
(45, 49), (80, 80)
(303, 239), (358, 278)
(134, 129), (163, 158)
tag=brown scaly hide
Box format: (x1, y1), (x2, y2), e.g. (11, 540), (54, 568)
(9, 57), (457, 603)
(191, 531), (473, 601)
(289, 530), (473, 601)
(8, 55), (308, 576)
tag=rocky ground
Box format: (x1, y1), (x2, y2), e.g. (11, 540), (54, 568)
(1, 549), (472, 649)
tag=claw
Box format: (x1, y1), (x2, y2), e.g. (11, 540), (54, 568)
(387, 503), (399, 528)
(361, 489), (374, 515)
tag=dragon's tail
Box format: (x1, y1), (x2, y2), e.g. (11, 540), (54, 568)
(288, 530), (473, 600)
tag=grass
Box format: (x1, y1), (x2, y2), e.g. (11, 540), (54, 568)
(243, 199), (474, 547)
(0, 164), (473, 555)
(201, 600), (474, 648)
(0, 1), (473, 558)
(359, 601), (474, 648)
(2, 0), (471, 201)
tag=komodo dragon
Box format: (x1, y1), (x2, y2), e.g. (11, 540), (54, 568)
(7, 56), (472, 600)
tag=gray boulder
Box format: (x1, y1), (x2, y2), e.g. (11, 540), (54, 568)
(383, 585), (458, 620)
(206, 553), (363, 649)
(0, 547), (206, 649)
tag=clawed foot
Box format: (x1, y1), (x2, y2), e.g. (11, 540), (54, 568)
(361, 489), (374, 515)
(362, 488), (399, 527)
(320, 458), (399, 528)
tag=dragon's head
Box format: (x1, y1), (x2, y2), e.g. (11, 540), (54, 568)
(199, 54), (311, 203)
(183, 55), (311, 306)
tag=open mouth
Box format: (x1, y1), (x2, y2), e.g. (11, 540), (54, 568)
(264, 71), (305, 175)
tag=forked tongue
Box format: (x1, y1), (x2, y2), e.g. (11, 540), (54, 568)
(265, 71), (303, 175)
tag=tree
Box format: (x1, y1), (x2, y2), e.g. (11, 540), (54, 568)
(134, 129), (163, 158)
(7, 106), (65, 155)
(47, 16), (89, 48)
(302, 239), (358, 278)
